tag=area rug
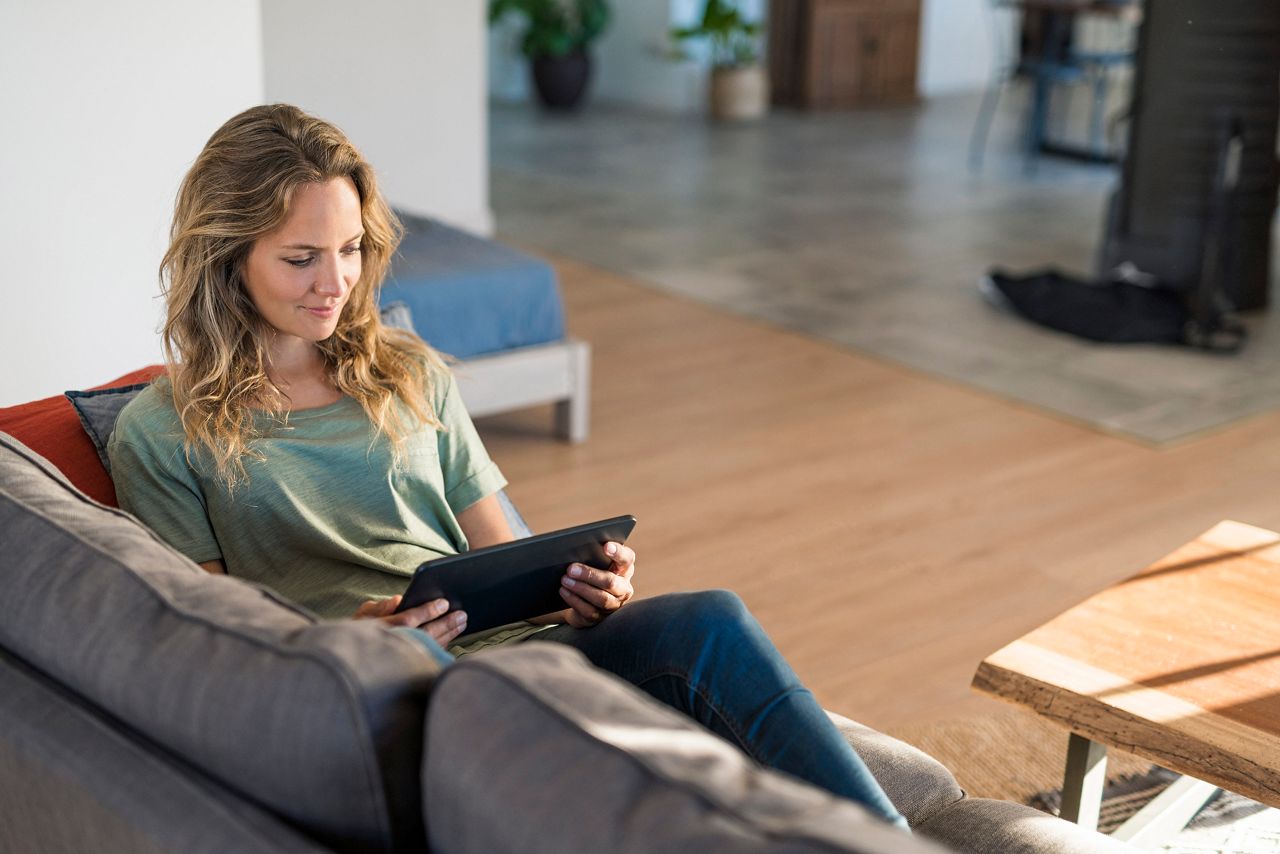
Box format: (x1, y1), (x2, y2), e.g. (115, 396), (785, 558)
(885, 705), (1280, 852)
(490, 98), (1280, 445)
(1032, 768), (1280, 851)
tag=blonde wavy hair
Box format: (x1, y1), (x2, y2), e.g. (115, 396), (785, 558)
(160, 103), (445, 488)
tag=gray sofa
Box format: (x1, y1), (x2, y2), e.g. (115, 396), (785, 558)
(0, 431), (1132, 853)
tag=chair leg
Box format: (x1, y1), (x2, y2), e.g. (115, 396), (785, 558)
(1024, 71), (1052, 175)
(553, 339), (591, 443)
(1089, 68), (1109, 158)
(969, 77), (1008, 172)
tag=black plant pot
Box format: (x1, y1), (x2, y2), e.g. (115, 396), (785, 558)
(530, 51), (592, 111)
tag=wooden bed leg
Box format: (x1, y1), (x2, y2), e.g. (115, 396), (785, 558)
(554, 340), (591, 443)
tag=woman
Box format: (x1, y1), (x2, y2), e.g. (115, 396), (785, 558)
(108, 103), (906, 828)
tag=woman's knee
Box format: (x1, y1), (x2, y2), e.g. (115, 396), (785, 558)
(668, 589), (755, 636)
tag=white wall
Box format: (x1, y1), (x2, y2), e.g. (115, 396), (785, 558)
(919, 0), (999, 96)
(0, 1), (264, 407)
(595, 1), (706, 113)
(262, 0), (492, 236)
(489, 13), (529, 104)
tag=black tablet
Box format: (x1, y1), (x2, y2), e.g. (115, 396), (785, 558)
(395, 514), (637, 634)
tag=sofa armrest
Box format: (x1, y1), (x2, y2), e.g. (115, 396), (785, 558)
(828, 713), (1138, 852)
(828, 711), (964, 827)
(917, 798), (1139, 854)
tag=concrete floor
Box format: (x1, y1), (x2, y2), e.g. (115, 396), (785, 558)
(489, 92), (1279, 445)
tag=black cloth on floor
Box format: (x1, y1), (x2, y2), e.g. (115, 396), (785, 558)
(982, 268), (1188, 345)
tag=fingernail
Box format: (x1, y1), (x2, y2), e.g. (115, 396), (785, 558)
(559, 587), (570, 599)
(607, 543), (617, 555)
(435, 599), (448, 614)
(568, 565), (583, 578)
(454, 612), (467, 627)
(563, 576), (576, 588)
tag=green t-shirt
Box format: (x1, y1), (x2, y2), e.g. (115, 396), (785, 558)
(108, 368), (509, 624)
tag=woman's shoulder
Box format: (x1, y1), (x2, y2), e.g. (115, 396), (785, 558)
(111, 380), (184, 448)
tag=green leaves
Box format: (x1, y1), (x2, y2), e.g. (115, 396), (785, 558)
(489, 0), (611, 58)
(668, 0), (762, 69)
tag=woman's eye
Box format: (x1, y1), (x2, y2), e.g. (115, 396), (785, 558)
(285, 257), (313, 268)
(342, 245), (362, 256)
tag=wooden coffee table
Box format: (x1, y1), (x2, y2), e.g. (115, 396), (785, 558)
(973, 521), (1280, 845)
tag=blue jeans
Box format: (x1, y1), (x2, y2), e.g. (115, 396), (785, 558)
(406, 590), (905, 827)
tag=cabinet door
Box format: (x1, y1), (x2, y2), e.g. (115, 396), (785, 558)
(805, 0), (920, 108)
(876, 7), (921, 103)
(806, 2), (868, 108)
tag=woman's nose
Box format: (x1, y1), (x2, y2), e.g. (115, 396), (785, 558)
(314, 255), (346, 297)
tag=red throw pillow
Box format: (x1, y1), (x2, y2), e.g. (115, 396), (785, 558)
(0, 366), (166, 506)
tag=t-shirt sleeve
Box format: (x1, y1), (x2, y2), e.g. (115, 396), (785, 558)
(432, 368), (508, 514)
(107, 409), (223, 565)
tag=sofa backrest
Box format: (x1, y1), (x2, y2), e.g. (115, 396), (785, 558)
(0, 648), (328, 854)
(0, 431), (442, 853)
(424, 643), (952, 854)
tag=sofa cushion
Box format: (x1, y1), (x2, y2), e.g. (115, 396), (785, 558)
(0, 365), (164, 505)
(916, 797), (1138, 853)
(0, 432), (441, 854)
(65, 382), (152, 473)
(0, 649), (327, 854)
(422, 643), (952, 854)
(827, 712), (964, 828)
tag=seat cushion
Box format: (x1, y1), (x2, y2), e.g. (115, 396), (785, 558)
(0, 432), (441, 854)
(422, 643), (952, 854)
(382, 212), (564, 359)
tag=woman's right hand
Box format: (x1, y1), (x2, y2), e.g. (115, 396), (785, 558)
(353, 596), (468, 646)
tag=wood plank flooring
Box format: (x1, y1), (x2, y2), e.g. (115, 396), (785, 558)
(474, 254), (1280, 732)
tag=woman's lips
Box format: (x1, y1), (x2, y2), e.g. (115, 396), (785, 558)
(303, 305), (338, 318)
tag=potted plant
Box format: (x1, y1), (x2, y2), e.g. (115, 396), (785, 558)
(670, 0), (768, 121)
(489, 0), (610, 111)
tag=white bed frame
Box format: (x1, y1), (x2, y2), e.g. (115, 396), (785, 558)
(451, 338), (591, 443)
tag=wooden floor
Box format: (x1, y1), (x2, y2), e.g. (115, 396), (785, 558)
(475, 255), (1280, 732)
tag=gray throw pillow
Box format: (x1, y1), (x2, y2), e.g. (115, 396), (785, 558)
(64, 383), (150, 473)
(0, 431), (441, 854)
(422, 643), (950, 854)
(64, 302), (419, 473)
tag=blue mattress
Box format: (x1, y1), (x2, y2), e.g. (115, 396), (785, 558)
(380, 212), (564, 360)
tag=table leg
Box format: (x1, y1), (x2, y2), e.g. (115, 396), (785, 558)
(1059, 733), (1108, 830)
(1111, 775), (1219, 847)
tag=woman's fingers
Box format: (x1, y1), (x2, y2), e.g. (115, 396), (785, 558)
(353, 595), (403, 619)
(369, 597), (449, 626)
(564, 564), (632, 600)
(559, 586), (604, 625)
(562, 566), (632, 613)
(353, 597), (466, 643)
(423, 610), (468, 645)
(605, 542), (636, 577)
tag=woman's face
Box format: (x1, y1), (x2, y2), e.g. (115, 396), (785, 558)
(242, 176), (364, 344)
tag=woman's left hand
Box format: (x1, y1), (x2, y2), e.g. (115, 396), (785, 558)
(559, 542), (636, 629)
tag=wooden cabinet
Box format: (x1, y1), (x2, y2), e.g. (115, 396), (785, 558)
(770, 0), (921, 109)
